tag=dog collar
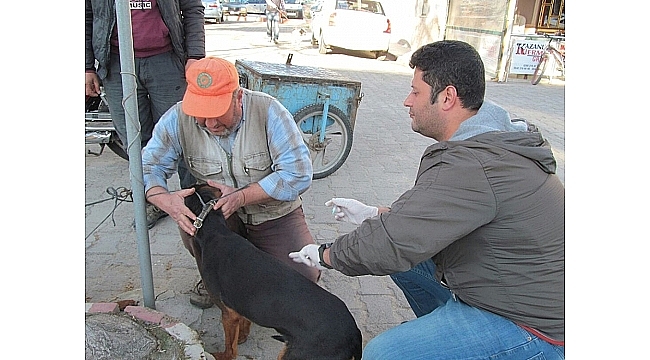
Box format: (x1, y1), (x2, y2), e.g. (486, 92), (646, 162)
(193, 194), (218, 229)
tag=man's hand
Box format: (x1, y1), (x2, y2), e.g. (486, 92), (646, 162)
(289, 244), (328, 271)
(85, 72), (101, 97)
(207, 180), (245, 219)
(325, 198), (378, 225)
(146, 188), (197, 235)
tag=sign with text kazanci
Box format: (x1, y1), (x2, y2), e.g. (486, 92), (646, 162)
(508, 39), (549, 74)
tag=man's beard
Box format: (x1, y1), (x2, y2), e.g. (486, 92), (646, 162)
(215, 127), (233, 137)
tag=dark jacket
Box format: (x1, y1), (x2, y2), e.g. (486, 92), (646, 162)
(329, 101), (565, 341)
(85, 0), (205, 79)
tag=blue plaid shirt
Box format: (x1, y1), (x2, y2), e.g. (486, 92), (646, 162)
(142, 100), (312, 201)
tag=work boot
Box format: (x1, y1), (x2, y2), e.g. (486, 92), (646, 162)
(189, 279), (214, 309)
(132, 204), (169, 230)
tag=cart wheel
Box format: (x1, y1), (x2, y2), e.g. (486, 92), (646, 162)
(294, 104), (352, 179)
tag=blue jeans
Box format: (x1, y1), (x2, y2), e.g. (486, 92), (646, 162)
(102, 51), (195, 188)
(266, 11), (280, 41)
(363, 259), (565, 359)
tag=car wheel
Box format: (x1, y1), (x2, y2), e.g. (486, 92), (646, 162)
(318, 33), (328, 54)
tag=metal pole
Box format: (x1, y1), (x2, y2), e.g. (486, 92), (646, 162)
(496, 0), (517, 82)
(115, 0), (156, 309)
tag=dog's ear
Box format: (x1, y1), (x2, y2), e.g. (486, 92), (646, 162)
(184, 191), (203, 214)
(197, 186), (219, 202)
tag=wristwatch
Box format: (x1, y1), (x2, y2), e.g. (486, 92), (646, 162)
(318, 243), (333, 269)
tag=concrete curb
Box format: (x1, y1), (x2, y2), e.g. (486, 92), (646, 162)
(86, 302), (215, 360)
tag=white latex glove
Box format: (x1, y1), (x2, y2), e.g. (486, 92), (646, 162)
(288, 244), (328, 271)
(325, 198), (378, 225)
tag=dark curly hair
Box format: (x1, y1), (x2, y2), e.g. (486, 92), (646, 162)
(409, 40), (485, 110)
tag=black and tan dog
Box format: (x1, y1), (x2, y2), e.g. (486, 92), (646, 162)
(183, 184), (362, 360)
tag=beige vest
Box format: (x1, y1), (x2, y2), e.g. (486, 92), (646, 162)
(178, 89), (301, 225)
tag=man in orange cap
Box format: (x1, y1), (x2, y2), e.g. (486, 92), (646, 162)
(141, 57), (320, 308)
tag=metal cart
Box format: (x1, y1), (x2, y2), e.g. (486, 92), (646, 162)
(235, 59), (363, 179)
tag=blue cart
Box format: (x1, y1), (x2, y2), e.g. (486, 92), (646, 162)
(235, 59), (363, 179)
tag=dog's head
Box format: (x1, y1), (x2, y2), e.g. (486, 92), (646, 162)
(184, 184), (224, 228)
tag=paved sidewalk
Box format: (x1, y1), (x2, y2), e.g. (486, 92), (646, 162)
(85, 18), (564, 359)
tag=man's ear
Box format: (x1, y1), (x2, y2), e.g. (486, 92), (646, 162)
(439, 85), (458, 111)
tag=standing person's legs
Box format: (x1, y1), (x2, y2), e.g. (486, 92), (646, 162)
(244, 207), (320, 283)
(363, 297), (565, 360)
(102, 55), (129, 151)
(140, 51), (196, 189)
(101, 56), (155, 151)
(389, 258), (452, 317)
(104, 57), (169, 229)
(266, 11), (273, 38)
(272, 12), (280, 41)
(103, 54), (157, 151)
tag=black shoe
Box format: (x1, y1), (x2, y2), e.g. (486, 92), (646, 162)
(189, 280), (214, 309)
(132, 204), (169, 230)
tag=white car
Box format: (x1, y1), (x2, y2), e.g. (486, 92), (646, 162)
(245, 0), (267, 14)
(284, 0), (304, 19)
(202, 0), (224, 23)
(310, 0), (391, 58)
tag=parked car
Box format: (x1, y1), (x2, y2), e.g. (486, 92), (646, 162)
(222, 0), (247, 17)
(202, 0), (224, 23)
(245, 0), (267, 14)
(310, 0), (323, 13)
(310, 0), (391, 58)
(284, 0), (304, 19)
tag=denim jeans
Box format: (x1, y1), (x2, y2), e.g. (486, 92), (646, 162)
(266, 11), (280, 41)
(102, 51), (195, 188)
(362, 259), (565, 359)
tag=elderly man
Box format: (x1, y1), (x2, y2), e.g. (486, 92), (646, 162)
(142, 57), (320, 308)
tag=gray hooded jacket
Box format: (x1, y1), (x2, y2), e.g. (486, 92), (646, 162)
(85, 0), (206, 79)
(330, 101), (565, 341)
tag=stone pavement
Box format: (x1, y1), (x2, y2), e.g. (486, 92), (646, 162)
(85, 17), (564, 359)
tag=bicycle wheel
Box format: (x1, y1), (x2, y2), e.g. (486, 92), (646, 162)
(531, 54), (549, 85)
(293, 104), (353, 179)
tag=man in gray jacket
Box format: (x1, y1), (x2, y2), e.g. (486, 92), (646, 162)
(85, 0), (205, 228)
(290, 40), (565, 359)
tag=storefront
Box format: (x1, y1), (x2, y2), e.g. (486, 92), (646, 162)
(409, 0), (565, 82)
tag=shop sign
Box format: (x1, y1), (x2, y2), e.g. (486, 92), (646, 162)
(508, 39), (549, 75)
